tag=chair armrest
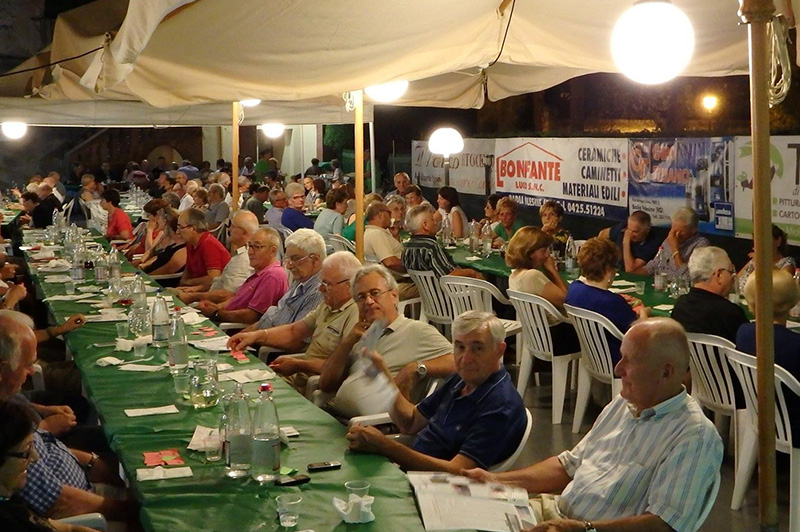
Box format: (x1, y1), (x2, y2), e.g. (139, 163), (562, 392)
(219, 322), (248, 331)
(58, 513), (108, 531)
(305, 375), (320, 401)
(348, 412), (393, 429)
(312, 387), (335, 408)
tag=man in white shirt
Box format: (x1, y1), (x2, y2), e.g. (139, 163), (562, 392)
(178, 180), (198, 212)
(363, 202), (418, 299)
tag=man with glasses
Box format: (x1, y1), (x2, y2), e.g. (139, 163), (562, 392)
(178, 207), (231, 290)
(233, 229), (325, 348)
(363, 201), (419, 299)
(265, 188), (288, 227)
(0, 316), (133, 521)
(318, 264), (455, 418)
(671, 246), (747, 342)
(228, 251), (362, 393)
(281, 182), (314, 231)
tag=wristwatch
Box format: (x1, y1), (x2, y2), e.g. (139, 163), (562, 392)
(584, 522), (597, 532)
(85, 452), (99, 471)
(416, 362), (428, 378)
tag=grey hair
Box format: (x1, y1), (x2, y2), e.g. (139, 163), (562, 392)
(253, 227), (282, 249)
(323, 251), (363, 279)
(386, 195), (406, 209)
(406, 204), (434, 233)
(0, 310), (34, 329)
(452, 310), (506, 347)
(268, 189), (285, 203)
(208, 183), (226, 199)
(744, 268), (799, 319)
(0, 315), (27, 369)
(628, 318), (690, 373)
(285, 182), (305, 198)
(688, 246), (731, 284)
(285, 228), (327, 259)
(185, 180), (199, 194)
(232, 209), (259, 235)
(37, 183), (52, 194)
(351, 264), (398, 298)
(182, 207), (208, 231)
(672, 207), (699, 230)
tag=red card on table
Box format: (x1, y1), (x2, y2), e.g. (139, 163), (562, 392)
(143, 449), (185, 467)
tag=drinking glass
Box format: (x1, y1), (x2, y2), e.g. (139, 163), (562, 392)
(276, 494), (302, 528)
(189, 376), (220, 409)
(345, 480), (370, 498)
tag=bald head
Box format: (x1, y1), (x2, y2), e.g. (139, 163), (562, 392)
(0, 316), (37, 400)
(630, 318), (690, 373)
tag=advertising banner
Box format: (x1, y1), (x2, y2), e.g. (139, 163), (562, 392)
(493, 137), (629, 221)
(734, 135), (800, 245)
(412, 139), (494, 195)
(627, 137), (734, 235)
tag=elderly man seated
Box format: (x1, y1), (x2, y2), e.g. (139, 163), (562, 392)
(363, 201), (419, 299)
(402, 205), (483, 279)
(237, 229), (326, 338)
(192, 227), (288, 325)
(318, 264), (455, 418)
(0, 316), (134, 521)
(671, 246), (748, 343)
(599, 210), (660, 273)
(177, 208), (231, 289)
(205, 183), (231, 231)
(633, 207), (709, 280)
(464, 318), (723, 532)
(177, 210), (258, 303)
(228, 251), (362, 392)
(346, 310), (526, 473)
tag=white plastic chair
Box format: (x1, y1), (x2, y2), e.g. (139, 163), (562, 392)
(274, 225), (294, 247)
(31, 363), (44, 391)
(686, 333), (751, 509)
(407, 269), (454, 334)
(209, 221), (228, 247)
(58, 512), (107, 531)
(490, 408), (533, 472)
(564, 304), (623, 433)
(727, 347), (800, 530)
(508, 290), (580, 424)
(328, 234), (355, 253)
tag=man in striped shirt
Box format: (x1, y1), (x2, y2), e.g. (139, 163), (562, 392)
(401, 205), (482, 279)
(464, 318), (723, 532)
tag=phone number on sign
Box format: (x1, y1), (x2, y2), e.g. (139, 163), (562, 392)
(565, 202), (605, 218)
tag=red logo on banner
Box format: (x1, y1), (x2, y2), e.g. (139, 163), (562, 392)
(496, 142), (563, 188)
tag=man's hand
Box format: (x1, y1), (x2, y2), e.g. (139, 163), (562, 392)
(2, 282), (27, 308)
(346, 424), (386, 454)
(269, 356), (302, 376)
(346, 320), (373, 344)
(622, 227), (632, 247)
(666, 228), (680, 252)
(39, 412), (77, 435)
(63, 314), (87, 333)
(394, 362), (420, 399)
(227, 330), (263, 351)
(460, 467), (497, 484)
(39, 404), (74, 417)
(524, 519), (585, 532)
(195, 300), (218, 317)
(19, 214), (31, 224)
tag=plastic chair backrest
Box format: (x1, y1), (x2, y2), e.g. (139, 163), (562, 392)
(407, 269), (454, 325)
(440, 276), (508, 317)
(490, 408), (533, 472)
(727, 347), (800, 452)
(563, 304), (622, 384)
(328, 234), (355, 253)
(508, 290), (565, 362)
(686, 333), (737, 415)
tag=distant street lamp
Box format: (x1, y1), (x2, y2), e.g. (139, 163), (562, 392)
(428, 127), (464, 187)
(611, 1), (694, 84)
(1, 122), (27, 140)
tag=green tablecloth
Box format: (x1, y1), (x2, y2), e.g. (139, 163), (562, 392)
(25, 232), (429, 532)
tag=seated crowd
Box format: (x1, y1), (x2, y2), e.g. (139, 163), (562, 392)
(1, 157), (793, 532)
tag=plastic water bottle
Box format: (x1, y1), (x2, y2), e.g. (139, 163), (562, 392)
(151, 290), (170, 347)
(439, 214), (453, 246)
(251, 383), (281, 484)
(95, 252), (109, 283)
(653, 247), (666, 291)
(223, 383), (252, 478)
(468, 220), (480, 252)
(108, 248), (121, 282)
(564, 236), (578, 276)
(481, 222), (494, 257)
(70, 251), (85, 281)
(132, 272), (147, 308)
(168, 308), (188, 374)
(791, 269), (800, 318)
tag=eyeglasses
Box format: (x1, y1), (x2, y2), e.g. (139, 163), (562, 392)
(320, 278), (349, 290)
(716, 266), (736, 275)
(283, 254), (311, 266)
(177, 223), (193, 230)
(6, 444), (34, 462)
(247, 242), (270, 251)
(354, 288), (392, 304)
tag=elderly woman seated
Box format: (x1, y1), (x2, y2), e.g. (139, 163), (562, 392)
(565, 237), (650, 364)
(493, 196), (524, 245)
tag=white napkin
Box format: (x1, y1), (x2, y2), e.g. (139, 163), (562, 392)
(189, 336), (230, 351)
(44, 294), (95, 302)
(136, 466), (193, 482)
(96, 356), (125, 367)
(146, 295), (173, 305)
(31, 250), (55, 260)
(181, 312), (208, 325)
(85, 314), (129, 323)
(653, 304), (674, 311)
(609, 287), (637, 294)
(116, 335), (153, 352)
(119, 364), (163, 372)
(124, 405), (179, 417)
(332, 495), (375, 523)
(611, 280), (636, 287)
(187, 426), (220, 452)
(39, 259), (71, 271)
(218, 368), (275, 384)
(44, 275), (74, 283)
(77, 285), (103, 293)
(465, 256), (482, 261)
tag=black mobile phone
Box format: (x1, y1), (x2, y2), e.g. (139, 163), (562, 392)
(275, 474), (311, 486)
(307, 461), (342, 472)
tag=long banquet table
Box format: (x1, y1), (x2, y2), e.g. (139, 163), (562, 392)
(24, 229), (431, 532)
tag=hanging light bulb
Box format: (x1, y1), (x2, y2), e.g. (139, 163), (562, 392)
(1, 122), (27, 140)
(428, 127), (464, 158)
(239, 99), (261, 107)
(260, 123), (286, 139)
(611, 1), (694, 84)
(364, 80), (409, 103)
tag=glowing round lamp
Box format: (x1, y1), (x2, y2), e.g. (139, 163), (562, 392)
(260, 123), (286, 139)
(428, 128), (464, 158)
(364, 80), (408, 103)
(611, 1), (694, 85)
(1, 122), (27, 140)
(239, 99), (261, 107)
(702, 95), (718, 112)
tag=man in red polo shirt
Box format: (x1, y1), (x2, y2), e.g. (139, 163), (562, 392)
(178, 207), (231, 289)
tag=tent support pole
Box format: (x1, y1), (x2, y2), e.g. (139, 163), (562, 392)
(741, 1), (778, 530)
(369, 121), (377, 194)
(354, 90), (365, 262)
(231, 102), (240, 212)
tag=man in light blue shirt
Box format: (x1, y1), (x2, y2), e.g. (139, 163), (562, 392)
(464, 318), (723, 532)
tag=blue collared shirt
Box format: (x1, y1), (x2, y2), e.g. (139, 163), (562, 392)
(255, 272), (323, 330)
(413, 368), (527, 470)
